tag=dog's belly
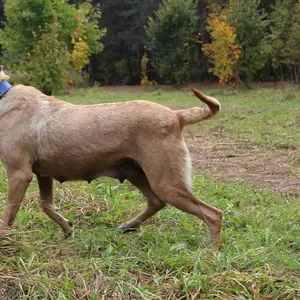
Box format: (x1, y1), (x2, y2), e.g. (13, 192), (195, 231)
(33, 157), (142, 184)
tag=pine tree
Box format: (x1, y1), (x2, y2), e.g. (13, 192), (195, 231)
(146, 0), (198, 85)
(284, 3), (300, 83)
(95, 0), (159, 85)
(270, 0), (300, 82)
(227, 0), (270, 82)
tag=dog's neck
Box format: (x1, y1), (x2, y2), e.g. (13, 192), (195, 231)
(0, 81), (12, 100)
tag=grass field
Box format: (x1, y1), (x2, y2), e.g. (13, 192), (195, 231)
(0, 85), (299, 299)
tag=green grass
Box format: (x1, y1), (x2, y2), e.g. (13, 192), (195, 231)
(0, 176), (299, 299)
(0, 86), (299, 299)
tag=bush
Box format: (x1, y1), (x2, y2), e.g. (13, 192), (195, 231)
(15, 23), (70, 95)
(0, 0), (105, 94)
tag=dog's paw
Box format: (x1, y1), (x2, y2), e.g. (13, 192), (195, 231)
(63, 229), (74, 239)
(63, 222), (74, 238)
(118, 223), (139, 233)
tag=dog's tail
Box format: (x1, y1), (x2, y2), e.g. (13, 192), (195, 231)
(175, 88), (221, 127)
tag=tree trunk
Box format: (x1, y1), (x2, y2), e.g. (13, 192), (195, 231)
(294, 64), (299, 84)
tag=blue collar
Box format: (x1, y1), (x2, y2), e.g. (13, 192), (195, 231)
(0, 81), (12, 99)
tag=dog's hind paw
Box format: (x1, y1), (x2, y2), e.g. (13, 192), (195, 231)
(63, 221), (74, 238)
(118, 223), (139, 233)
(63, 229), (74, 239)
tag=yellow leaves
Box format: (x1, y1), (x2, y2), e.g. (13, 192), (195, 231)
(71, 34), (90, 72)
(202, 11), (242, 84)
(71, 10), (90, 72)
(140, 75), (157, 86)
(71, 40), (89, 72)
(140, 54), (157, 86)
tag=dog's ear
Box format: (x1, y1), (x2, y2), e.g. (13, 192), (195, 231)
(0, 65), (3, 72)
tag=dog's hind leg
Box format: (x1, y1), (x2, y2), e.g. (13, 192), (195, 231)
(37, 176), (72, 236)
(0, 168), (33, 234)
(118, 170), (166, 231)
(140, 142), (222, 250)
(159, 184), (222, 250)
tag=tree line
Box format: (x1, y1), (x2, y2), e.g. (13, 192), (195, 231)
(0, 0), (299, 94)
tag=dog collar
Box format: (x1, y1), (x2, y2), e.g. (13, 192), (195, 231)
(0, 81), (12, 99)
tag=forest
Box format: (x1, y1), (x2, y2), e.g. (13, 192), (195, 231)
(0, 0), (299, 94)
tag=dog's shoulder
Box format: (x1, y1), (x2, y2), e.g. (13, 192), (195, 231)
(0, 85), (54, 117)
(5, 85), (58, 106)
(9, 84), (44, 97)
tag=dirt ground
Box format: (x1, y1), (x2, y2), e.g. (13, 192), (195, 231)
(186, 130), (300, 198)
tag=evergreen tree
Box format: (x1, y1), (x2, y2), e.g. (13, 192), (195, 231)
(0, 0), (4, 28)
(284, 3), (300, 83)
(94, 0), (159, 85)
(146, 0), (198, 85)
(270, 0), (299, 82)
(227, 0), (270, 82)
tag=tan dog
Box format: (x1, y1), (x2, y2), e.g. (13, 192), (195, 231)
(0, 66), (222, 249)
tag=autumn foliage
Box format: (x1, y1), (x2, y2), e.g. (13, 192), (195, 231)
(202, 11), (242, 84)
(71, 13), (90, 72)
(140, 54), (156, 86)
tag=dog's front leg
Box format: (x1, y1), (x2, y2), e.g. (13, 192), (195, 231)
(37, 176), (72, 236)
(0, 169), (33, 234)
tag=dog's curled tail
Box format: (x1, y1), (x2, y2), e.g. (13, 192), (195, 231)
(176, 88), (221, 127)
